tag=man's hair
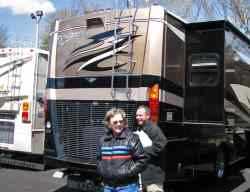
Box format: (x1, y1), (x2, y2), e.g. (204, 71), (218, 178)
(137, 105), (151, 116)
(104, 108), (128, 128)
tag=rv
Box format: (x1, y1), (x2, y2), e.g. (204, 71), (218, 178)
(0, 48), (48, 170)
(45, 5), (250, 190)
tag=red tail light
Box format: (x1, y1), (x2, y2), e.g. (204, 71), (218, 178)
(22, 111), (29, 122)
(148, 84), (159, 124)
(22, 102), (30, 123)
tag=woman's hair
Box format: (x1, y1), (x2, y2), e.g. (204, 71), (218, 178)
(104, 108), (128, 128)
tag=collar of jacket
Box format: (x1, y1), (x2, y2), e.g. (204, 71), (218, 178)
(144, 121), (153, 129)
(137, 120), (153, 131)
(104, 128), (129, 141)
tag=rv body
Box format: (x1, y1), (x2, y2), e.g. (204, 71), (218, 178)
(170, 20), (250, 180)
(0, 48), (48, 169)
(45, 5), (250, 188)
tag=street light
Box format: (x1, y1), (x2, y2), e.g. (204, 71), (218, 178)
(30, 10), (43, 49)
(30, 10), (43, 130)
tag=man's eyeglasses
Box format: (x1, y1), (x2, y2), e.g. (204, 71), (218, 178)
(111, 120), (124, 125)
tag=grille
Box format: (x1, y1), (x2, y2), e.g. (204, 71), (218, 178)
(55, 101), (138, 163)
(0, 121), (14, 144)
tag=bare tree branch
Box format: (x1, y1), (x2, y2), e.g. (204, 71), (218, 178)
(0, 25), (8, 48)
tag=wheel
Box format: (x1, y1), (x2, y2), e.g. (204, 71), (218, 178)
(214, 148), (227, 179)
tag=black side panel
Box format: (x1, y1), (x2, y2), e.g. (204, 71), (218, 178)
(185, 25), (224, 122)
(163, 13), (185, 123)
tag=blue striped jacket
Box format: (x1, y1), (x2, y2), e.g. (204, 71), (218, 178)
(97, 128), (147, 184)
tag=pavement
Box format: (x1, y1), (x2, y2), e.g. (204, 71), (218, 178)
(0, 166), (67, 192)
(0, 164), (250, 192)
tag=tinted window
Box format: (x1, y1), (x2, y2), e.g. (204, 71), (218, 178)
(87, 18), (104, 29)
(189, 53), (220, 87)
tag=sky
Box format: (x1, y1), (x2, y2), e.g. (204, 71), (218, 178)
(0, 0), (193, 48)
(0, 0), (79, 47)
(0, 0), (134, 47)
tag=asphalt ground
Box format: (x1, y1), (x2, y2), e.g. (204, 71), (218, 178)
(0, 164), (249, 192)
(0, 166), (68, 192)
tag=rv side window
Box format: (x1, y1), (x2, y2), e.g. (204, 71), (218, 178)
(0, 54), (8, 58)
(86, 18), (104, 29)
(189, 53), (220, 87)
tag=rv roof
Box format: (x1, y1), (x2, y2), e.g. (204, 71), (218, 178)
(187, 19), (250, 45)
(166, 9), (188, 24)
(0, 48), (48, 55)
(56, 5), (187, 23)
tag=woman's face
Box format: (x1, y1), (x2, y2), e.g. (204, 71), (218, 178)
(109, 113), (125, 136)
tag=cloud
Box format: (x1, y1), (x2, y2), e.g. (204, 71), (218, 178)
(0, 0), (56, 15)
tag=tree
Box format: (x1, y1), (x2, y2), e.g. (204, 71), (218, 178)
(40, 0), (96, 50)
(161, 0), (250, 35)
(40, 0), (153, 50)
(40, 8), (79, 50)
(0, 24), (8, 48)
(194, 0), (250, 35)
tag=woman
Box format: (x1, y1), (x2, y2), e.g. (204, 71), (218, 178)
(97, 108), (147, 192)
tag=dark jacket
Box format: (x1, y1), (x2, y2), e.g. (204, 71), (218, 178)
(97, 128), (147, 186)
(137, 121), (167, 185)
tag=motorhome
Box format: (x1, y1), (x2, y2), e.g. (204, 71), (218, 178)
(0, 48), (48, 169)
(45, 5), (250, 190)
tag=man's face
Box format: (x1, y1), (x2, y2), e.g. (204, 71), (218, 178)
(109, 113), (125, 136)
(136, 108), (149, 126)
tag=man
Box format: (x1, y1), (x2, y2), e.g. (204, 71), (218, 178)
(135, 105), (167, 192)
(97, 108), (147, 192)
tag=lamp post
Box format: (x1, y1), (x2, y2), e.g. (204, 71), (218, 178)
(30, 10), (43, 130)
(30, 10), (43, 49)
